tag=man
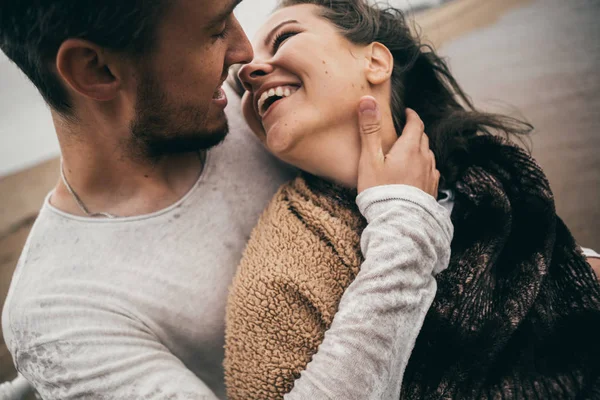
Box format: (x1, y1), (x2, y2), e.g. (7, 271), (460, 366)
(0, 1), (456, 398)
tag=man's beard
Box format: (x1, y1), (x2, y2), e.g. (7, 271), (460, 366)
(129, 72), (228, 160)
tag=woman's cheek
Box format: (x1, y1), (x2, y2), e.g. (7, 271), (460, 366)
(266, 127), (294, 156)
(242, 91), (266, 142)
(265, 114), (305, 162)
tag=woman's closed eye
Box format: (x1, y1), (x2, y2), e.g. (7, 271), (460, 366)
(272, 30), (300, 53)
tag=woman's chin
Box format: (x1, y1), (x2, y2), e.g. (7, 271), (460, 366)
(265, 123), (297, 156)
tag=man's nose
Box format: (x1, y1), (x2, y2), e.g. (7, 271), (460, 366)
(226, 16), (254, 66)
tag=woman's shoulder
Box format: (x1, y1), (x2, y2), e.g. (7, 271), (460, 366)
(235, 177), (320, 279)
(232, 175), (361, 307)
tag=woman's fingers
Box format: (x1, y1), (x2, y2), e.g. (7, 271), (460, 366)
(356, 102), (440, 197)
(433, 169), (441, 195)
(421, 130), (430, 154)
(358, 96), (384, 161)
(403, 108), (425, 147)
(389, 108), (424, 156)
(357, 96), (385, 193)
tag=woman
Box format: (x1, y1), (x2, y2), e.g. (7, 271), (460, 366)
(225, 1), (600, 399)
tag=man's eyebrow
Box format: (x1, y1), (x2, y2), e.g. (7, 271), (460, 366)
(208, 0), (244, 28)
(264, 20), (300, 47)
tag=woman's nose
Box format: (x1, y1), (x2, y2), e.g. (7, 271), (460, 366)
(238, 61), (274, 92)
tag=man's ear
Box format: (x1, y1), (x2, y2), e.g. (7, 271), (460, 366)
(55, 39), (122, 102)
(364, 42), (394, 85)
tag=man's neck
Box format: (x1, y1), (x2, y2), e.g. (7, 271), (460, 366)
(51, 116), (205, 218)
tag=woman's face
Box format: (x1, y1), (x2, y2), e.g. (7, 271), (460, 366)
(238, 4), (380, 181)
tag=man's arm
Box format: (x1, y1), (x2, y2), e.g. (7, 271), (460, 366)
(5, 301), (220, 399)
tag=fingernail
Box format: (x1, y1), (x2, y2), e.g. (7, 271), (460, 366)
(359, 96), (378, 114)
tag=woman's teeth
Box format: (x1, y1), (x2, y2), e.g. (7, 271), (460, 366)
(258, 85), (299, 117)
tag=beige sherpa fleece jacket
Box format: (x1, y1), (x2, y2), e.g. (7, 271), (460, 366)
(224, 175), (452, 399)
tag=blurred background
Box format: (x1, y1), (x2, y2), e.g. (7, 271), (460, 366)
(1, 0), (599, 385)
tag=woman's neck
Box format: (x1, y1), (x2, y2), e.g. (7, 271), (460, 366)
(290, 109), (397, 189)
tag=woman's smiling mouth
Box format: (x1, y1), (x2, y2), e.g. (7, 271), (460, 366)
(256, 84), (301, 119)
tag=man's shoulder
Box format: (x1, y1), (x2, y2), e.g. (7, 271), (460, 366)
(2, 210), (110, 352)
(2, 233), (57, 359)
(2, 211), (54, 309)
(2, 218), (66, 352)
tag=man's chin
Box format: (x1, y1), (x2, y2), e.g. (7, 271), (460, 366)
(137, 123), (229, 159)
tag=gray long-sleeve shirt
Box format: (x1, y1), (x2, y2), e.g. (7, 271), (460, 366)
(2, 85), (453, 399)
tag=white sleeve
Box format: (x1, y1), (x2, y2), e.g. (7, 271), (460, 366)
(286, 185), (453, 400)
(582, 247), (600, 259)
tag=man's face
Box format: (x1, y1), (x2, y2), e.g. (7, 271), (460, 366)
(130, 0), (253, 158)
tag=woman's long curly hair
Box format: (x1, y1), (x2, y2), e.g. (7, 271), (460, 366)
(279, 0), (533, 188)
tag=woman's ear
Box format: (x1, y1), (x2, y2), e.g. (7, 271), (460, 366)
(364, 42), (394, 85)
(55, 39), (123, 102)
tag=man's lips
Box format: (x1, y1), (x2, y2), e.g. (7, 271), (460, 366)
(211, 75), (230, 105)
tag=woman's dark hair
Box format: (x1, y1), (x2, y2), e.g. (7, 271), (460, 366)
(0, 1), (169, 116)
(279, 0), (533, 187)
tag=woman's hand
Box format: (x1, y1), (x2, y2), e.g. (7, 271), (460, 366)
(356, 96), (440, 196)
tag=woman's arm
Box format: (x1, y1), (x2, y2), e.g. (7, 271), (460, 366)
(225, 184), (452, 400)
(285, 185), (452, 400)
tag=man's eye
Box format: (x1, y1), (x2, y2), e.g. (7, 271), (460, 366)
(272, 31), (299, 52)
(214, 22), (229, 39)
